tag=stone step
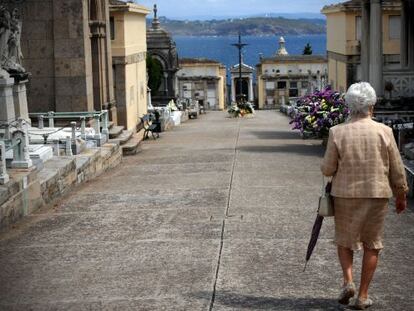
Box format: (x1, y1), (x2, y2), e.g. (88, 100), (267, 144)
(107, 121), (115, 129)
(109, 125), (124, 139)
(122, 131), (145, 156)
(108, 130), (133, 146)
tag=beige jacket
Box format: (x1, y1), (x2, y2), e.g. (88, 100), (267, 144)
(321, 117), (408, 198)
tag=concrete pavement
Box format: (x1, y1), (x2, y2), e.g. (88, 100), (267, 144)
(0, 111), (413, 310)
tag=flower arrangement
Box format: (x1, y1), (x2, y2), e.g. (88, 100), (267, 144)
(228, 101), (254, 118)
(290, 86), (349, 138)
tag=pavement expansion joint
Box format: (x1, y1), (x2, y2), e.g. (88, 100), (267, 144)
(209, 119), (241, 311)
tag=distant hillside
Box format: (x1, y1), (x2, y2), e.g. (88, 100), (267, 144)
(147, 17), (326, 36)
(162, 12), (326, 21)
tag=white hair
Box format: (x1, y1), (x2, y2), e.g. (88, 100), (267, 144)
(344, 82), (377, 116)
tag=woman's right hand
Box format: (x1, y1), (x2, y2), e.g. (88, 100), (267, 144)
(396, 195), (407, 214)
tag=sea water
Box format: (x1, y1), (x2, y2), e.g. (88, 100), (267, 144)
(174, 34), (327, 73)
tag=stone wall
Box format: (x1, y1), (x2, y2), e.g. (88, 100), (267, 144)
(53, 0), (94, 112)
(20, 0), (56, 112)
(0, 168), (43, 230)
(20, 0), (115, 114)
(19, 0), (93, 112)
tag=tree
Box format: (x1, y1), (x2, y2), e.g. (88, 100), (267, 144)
(146, 55), (163, 95)
(303, 43), (313, 55)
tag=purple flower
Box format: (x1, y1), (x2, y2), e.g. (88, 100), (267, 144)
(290, 86), (349, 137)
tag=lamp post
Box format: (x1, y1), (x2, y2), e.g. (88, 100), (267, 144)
(231, 33), (248, 103)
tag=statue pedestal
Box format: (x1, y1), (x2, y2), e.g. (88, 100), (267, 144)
(0, 77), (16, 123)
(11, 120), (33, 169)
(13, 79), (30, 124)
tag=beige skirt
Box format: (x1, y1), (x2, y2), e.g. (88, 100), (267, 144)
(334, 197), (389, 251)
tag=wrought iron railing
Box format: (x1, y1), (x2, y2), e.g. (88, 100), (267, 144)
(28, 110), (109, 140)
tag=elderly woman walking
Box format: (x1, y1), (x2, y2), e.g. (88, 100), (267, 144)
(321, 82), (408, 309)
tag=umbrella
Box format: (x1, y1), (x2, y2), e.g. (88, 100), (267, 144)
(303, 214), (324, 272)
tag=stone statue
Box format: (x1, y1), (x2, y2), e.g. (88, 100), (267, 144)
(0, 5), (25, 77)
(0, 6), (11, 78)
(8, 8), (23, 67)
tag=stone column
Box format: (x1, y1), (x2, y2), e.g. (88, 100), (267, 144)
(248, 75), (254, 102)
(317, 71), (322, 90)
(369, 0), (383, 96)
(203, 80), (208, 105)
(13, 80), (30, 124)
(147, 87), (152, 108)
(103, 1), (116, 114)
(0, 77), (16, 123)
(361, 0), (370, 81)
(0, 141), (9, 185)
(231, 77), (236, 102)
(400, 1), (408, 68)
(11, 120), (33, 169)
(408, 1), (414, 70)
(307, 70), (312, 94)
(163, 72), (168, 95)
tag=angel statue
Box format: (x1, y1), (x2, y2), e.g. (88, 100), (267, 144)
(8, 8), (23, 67)
(0, 6), (25, 76)
(0, 5), (11, 77)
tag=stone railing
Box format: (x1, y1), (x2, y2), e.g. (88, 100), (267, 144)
(383, 70), (414, 98)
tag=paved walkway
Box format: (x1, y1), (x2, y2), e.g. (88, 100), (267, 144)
(0, 111), (413, 310)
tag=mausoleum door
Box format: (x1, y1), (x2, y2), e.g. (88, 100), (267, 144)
(207, 89), (216, 109)
(235, 79), (249, 100)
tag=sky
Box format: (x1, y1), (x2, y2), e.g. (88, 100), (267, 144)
(137, 0), (341, 20)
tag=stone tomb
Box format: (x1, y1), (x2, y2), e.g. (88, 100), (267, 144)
(5, 145), (53, 169)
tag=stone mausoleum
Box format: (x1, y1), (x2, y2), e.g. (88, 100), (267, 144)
(257, 37), (327, 109)
(18, 0), (117, 122)
(110, 0), (150, 131)
(230, 62), (255, 104)
(177, 58), (227, 110)
(146, 5), (179, 106)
